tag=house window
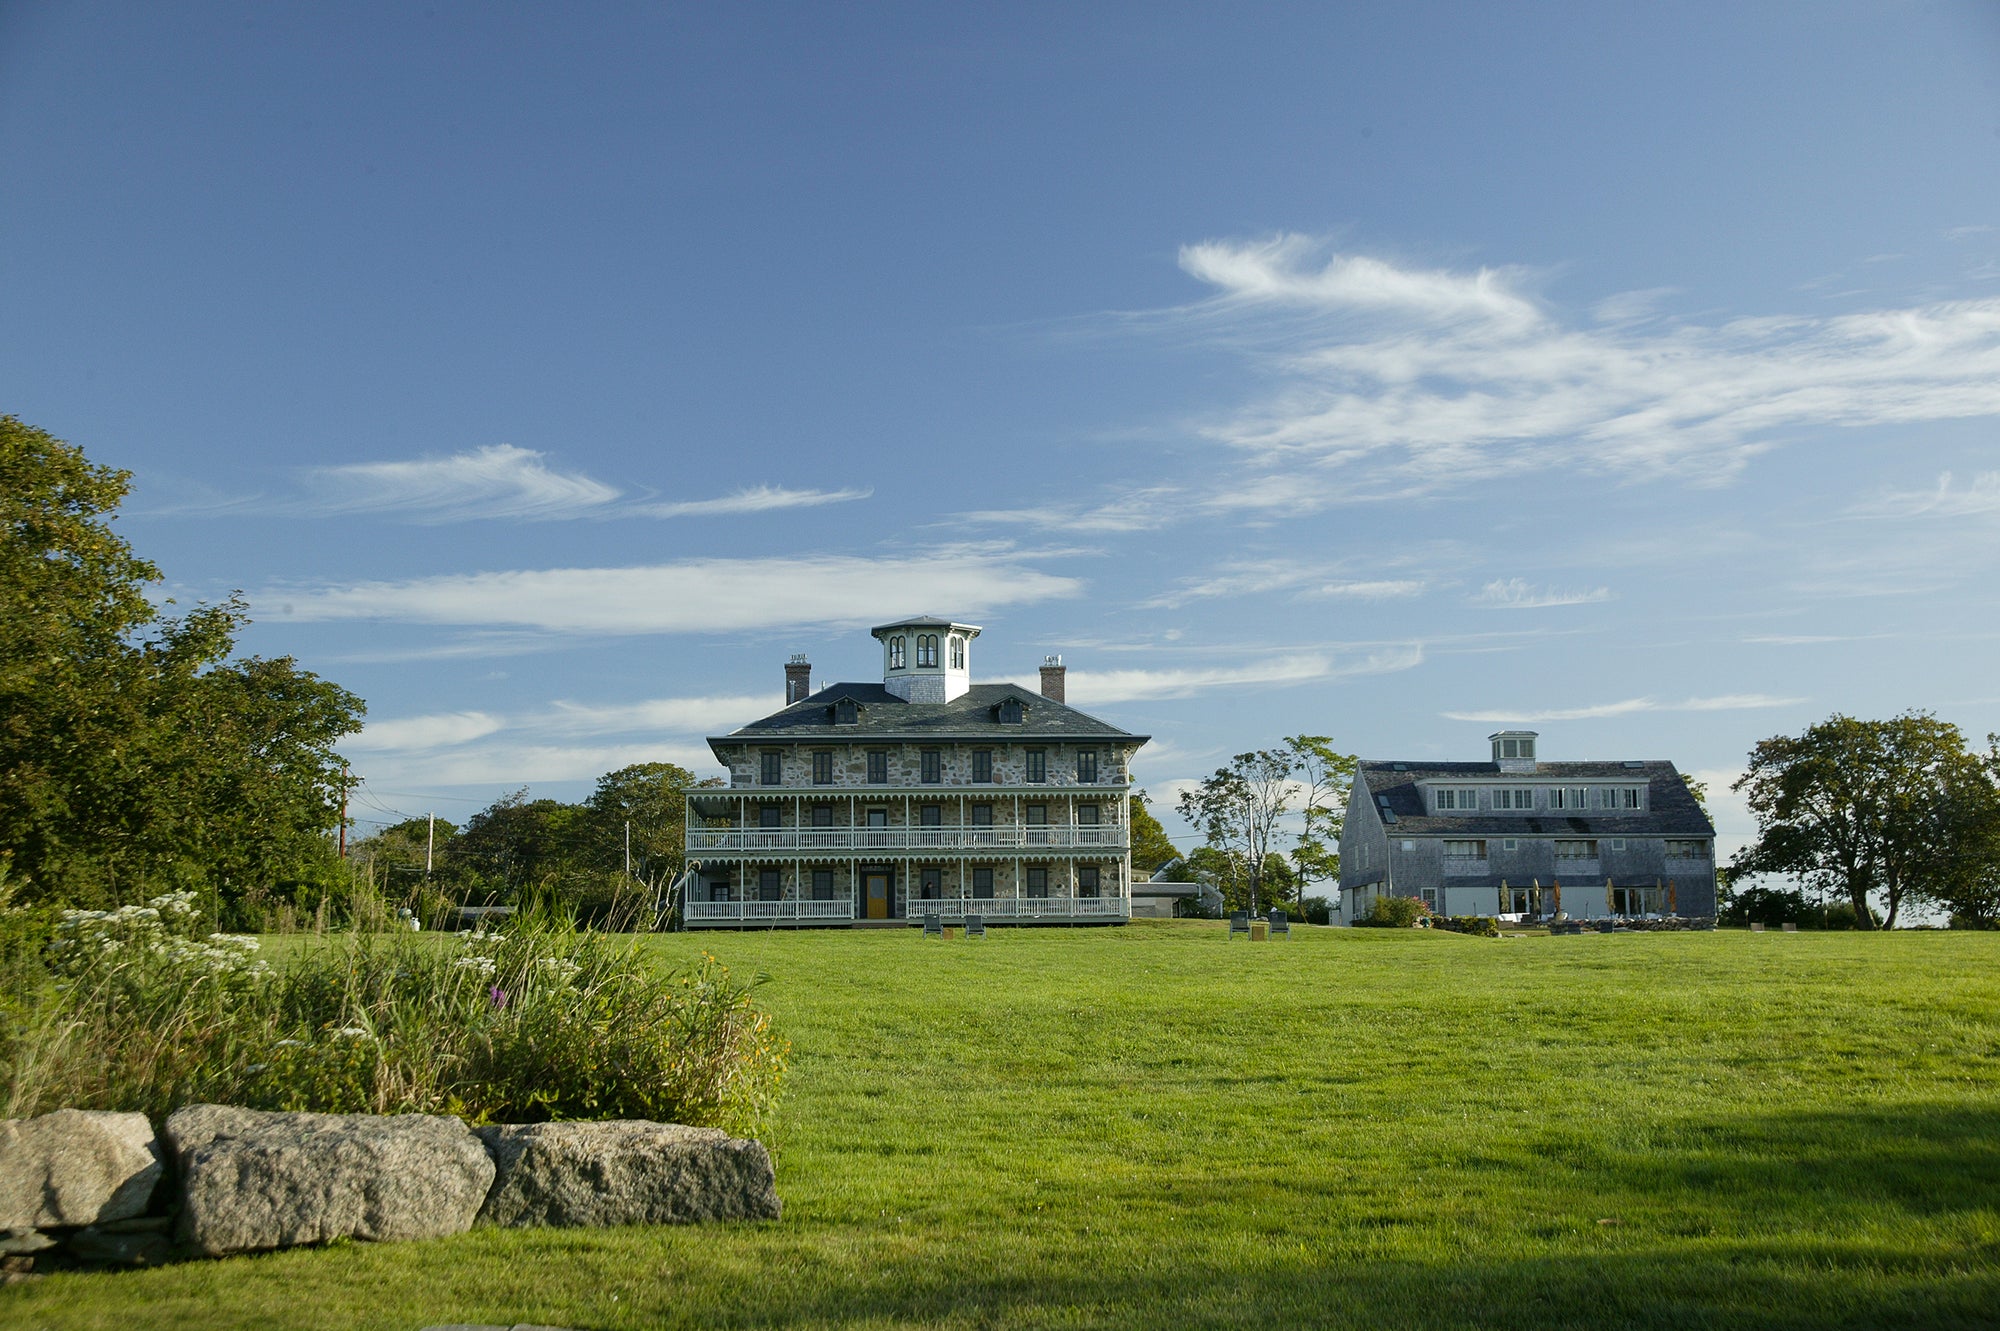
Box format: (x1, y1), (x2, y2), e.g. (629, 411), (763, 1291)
(1608, 838), (1626, 851)
(707, 876), (733, 902)
(1549, 787), (1588, 810)
(921, 750), (942, 784)
(1554, 840), (1598, 859)
(1025, 804), (1047, 825)
(1078, 866), (1100, 898)
(1026, 867), (1048, 898)
(972, 867), (994, 899)
(758, 804), (781, 829)
(970, 804), (993, 832)
(758, 869), (781, 901)
(917, 635), (939, 667)
(1077, 804), (1100, 825)
(1435, 788), (1478, 811)
(834, 699), (858, 726)
(1025, 749), (1047, 783)
(1419, 888), (1439, 910)
(920, 866), (941, 899)
(1443, 840), (1486, 859)
(919, 803), (942, 827)
(950, 636), (965, 669)
(1503, 838), (1518, 851)
(1666, 839), (1709, 859)
(866, 808), (889, 828)
(866, 751), (889, 784)
(1499, 737), (1535, 761)
(889, 636), (906, 669)
(811, 804), (834, 827)
(760, 751), (782, 786)
(1495, 788), (1535, 810)
(971, 749), (993, 782)
(1076, 750), (1099, 783)
(1602, 786), (1642, 811)
(811, 870), (834, 900)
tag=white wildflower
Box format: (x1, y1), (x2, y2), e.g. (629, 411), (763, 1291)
(334, 1026), (370, 1039)
(453, 956), (497, 976)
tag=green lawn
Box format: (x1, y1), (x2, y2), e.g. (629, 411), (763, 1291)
(7, 923), (1999, 1330)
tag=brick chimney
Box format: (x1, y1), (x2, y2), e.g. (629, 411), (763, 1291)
(1039, 654), (1066, 703)
(785, 654), (812, 705)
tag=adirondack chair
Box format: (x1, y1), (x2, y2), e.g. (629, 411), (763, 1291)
(1267, 909), (1291, 940)
(922, 913), (943, 939)
(1228, 912), (1250, 940)
(964, 914), (986, 939)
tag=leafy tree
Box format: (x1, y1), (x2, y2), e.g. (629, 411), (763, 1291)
(1681, 773), (1713, 825)
(0, 416), (363, 919)
(1730, 712), (1995, 930)
(1127, 789), (1178, 875)
(1178, 750), (1296, 916)
(1285, 734), (1356, 892)
(586, 762), (717, 890)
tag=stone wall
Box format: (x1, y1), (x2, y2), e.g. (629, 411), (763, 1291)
(0, 1106), (779, 1278)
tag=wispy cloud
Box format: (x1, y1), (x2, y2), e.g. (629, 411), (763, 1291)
(1855, 470), (2000, 518)
(958, 487), (1182, 533)
(1151, 235), (2000, 508)
(307, 445), (621, 520)
(1071, 644), (1423, 704)
(1140, 559), (1430, 610)
(267, 545), (1081, 635)
(1470, 578), (1613, 610)
(631, 485), (874, 519)
(344, 711), (506, 752)
(1442, 694), (1803, 724)
(181, 444), (871, 524)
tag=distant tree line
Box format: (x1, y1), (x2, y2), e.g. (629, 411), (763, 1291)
(1172, 735), (1357, 920)
(350, 762), (719, 926)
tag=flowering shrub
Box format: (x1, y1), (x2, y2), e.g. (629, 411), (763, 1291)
(2, 897), (786, 1137)
(1355, 895), (1431, 928)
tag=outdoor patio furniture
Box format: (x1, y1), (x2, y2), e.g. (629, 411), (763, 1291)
(964, 914), (986, 938)
(922, 913), (942, 938)
(1228, 912), (1250, 940)
(1267, 910), (1291, 939)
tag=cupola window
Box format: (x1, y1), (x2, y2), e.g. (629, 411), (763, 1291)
(889, 636), (906, 669)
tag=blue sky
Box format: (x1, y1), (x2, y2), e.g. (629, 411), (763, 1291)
(5, 2), (1999, 865)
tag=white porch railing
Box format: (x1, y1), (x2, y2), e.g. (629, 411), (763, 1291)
(684, 898), (857, 924)
(688, 827), (1128, 854)
(681, 895), (1128, 925)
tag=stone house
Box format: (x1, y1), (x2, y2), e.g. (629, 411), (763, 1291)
(683, 617), (1148, 928)
(1337, 731), (1717, 922)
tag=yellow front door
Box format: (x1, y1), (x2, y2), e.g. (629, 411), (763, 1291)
(865, 872), (890, 920)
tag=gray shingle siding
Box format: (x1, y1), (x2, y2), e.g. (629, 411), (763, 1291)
(1339, 758), (1718, 919)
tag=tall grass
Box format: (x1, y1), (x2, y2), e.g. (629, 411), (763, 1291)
(0, 890), (785, 1136)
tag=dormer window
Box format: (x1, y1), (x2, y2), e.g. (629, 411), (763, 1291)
(1499, 736), (1534, 760)
(889, 636), (906, 670)
(833, 699), (859, 726)
(997, 698), (1024, 725)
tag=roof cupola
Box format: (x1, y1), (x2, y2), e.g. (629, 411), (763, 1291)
(871, 616), (981, 703)
(1489, 730), (1539, 772)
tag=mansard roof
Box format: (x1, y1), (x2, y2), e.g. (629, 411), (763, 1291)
(713, 682), (1147, 746)
(1357, 759), (1715, 838)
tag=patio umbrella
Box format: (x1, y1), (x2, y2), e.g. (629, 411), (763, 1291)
(1606, 878), (1615, 914)
(1668, 880), (1677, 915)
(1550, 880), (1559, 915)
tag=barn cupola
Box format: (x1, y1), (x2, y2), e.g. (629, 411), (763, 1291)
(1489, 730), (1539, 772)
(872, 616), (981, 703)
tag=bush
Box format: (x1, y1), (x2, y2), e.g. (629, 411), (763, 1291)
(1, 892), (786, 1136)
(1301, 896), (1332, 926)
(1356, 895), (1430, 928)
(1431, 915), (1499, 937)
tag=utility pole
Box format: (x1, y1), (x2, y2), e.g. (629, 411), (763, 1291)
(426, 813), (435, 875)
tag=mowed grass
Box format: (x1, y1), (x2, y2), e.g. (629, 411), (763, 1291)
(7, 923), (1999, 1330)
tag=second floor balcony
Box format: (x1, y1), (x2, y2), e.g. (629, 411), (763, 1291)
(687, 825), (1130, 855)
